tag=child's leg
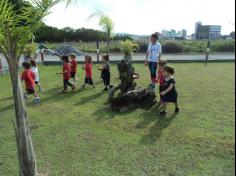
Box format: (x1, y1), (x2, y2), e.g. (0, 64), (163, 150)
(36, 82), (42, 91)
(160, 101), (167, 116)
(66, 80), (75, 90)
(63, 80), (68, 91)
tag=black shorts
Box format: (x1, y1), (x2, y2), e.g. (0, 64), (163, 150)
(35, 81), (39, 84)
(70, 72), (76, 79)
(27, 89), (35, 94)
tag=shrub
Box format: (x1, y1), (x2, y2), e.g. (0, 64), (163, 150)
(162, 41), (184, 53)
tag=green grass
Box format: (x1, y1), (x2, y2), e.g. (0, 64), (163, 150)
(0, 63), (235, 176)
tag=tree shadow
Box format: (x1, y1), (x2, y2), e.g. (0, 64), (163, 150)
(0, 104), (14, 113)
(74, 91), (105, 106)
(0, 96), (13, 102)
(94, 105), (136, 121)
(139, 112), (177, 145)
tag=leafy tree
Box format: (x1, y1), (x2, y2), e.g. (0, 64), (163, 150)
(88, 12), (114, 56)
(121, 40), (138, 61)
(0, 0), (61, 175)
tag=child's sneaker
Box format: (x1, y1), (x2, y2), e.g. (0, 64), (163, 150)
(24, 93), (28, 99)
(175, 108), (180, 113)
(103, 87), (109, 91)
(62, 89), (67, 93)
(109, 85), (114, 90)
(72, 85), (76, 91)
(160, 111), (167, 117)
(33, 97), (40, 103)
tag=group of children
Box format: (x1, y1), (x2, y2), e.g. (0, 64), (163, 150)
(20, 37), (179, 116)
(21, 53), (112, 102)
(56, 53), (112, 92)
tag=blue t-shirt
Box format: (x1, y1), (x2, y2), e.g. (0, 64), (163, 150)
(147, 42), (162, 63)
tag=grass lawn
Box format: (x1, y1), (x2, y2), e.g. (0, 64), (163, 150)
(0, 62), (235, 176)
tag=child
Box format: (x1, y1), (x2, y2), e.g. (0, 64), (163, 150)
(98, 54), (112, 91)
(157, 58), (167, 102)
(29, 59), (42, 92)
(145, 33), (162, 89)
(159, 65), (179, 116)
(82, 55), (95, 88)
(69, 53), (77, 83)
(21, 61), (40, 102)
(58, 55), (76, 92)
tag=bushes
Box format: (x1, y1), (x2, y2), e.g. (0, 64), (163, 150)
(162, 41), (184, 53)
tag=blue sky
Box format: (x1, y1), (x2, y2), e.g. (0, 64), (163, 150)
(44, 0), (235, 35)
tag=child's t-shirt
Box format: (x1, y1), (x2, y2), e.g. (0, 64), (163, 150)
(21, 69), (35, 90)
(31, 66), (39, 82)
(63, 63), (71, 80)
(147, 42), (162, 63)
(70, 59), (77, 73)
(158, 69), (165, 86)
(85, 63), (92, 78)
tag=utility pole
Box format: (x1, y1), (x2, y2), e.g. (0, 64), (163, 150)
(205, 40), (211, 66)
(96, 41), (100, 63)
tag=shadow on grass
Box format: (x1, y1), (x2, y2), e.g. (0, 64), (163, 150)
(138, 105), (177, 145)
(0, 104), (14, 113)
(74, 91), (105, 106)
(139, 114), (176, 145)
(0, 96), (13, 102)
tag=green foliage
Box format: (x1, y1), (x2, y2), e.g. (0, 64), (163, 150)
(0, 0), (60, 57)
(23, 42), (37, 56)
(98, 15), (114, 35)
(121, 40), (139, 57)
(0, 63), (235, 175)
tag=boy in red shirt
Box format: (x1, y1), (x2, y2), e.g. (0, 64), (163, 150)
(157, 58), (167, 103)
(21, 61), (40, 102)
(69, 53), (77, 83)
(82, 55), (95, 88)
(58, 55), (76, 93)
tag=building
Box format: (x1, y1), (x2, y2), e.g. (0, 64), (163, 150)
(194, 22), (221, 40)
(161, 29), (187, 39)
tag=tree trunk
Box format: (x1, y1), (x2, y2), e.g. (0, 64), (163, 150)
(107, 30), (110, 56)
(7, 54), (37, 176)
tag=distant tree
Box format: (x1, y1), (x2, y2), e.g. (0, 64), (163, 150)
(88, 12), (114, 56)
(230, 31), (235, 39)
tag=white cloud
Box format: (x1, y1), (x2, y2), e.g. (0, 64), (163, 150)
(44, 0), (235, 35)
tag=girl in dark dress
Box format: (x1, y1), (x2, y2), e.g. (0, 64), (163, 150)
(98, 54), (113, 91)
(160, 65), (179, 116)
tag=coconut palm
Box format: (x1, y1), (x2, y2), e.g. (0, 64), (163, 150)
(0, 0), (62, 175)
(88, 12), (114, 56)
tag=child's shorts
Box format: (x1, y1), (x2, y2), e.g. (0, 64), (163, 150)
(26, 89), (35, 94)
(70, 72), (76, 79)
(35, 81), (39, 84)
(85, 78), (93, 85)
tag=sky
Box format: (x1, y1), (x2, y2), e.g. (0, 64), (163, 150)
(44, 0), (235, 35)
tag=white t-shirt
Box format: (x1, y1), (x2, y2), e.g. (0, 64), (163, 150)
(147, 42), (162, 62)
(31, 66), (39, 82)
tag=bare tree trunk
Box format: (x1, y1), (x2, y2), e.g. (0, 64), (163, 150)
(7, 54), (37, 176)
(107, 30), (110, 56)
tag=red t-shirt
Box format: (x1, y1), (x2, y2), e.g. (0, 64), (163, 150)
(85, 63), (92, 78)
(63, 63), (71, 80)
(158, 69), (165, 86)
(70, 59), (77, 73)
(21, 69), (35, 89)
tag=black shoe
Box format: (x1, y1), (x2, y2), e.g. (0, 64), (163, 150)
(109, 85), (114, 89)
(103, 87), (109, 91)
(160, 111), (167, 117)
(175, 108), (180, 113)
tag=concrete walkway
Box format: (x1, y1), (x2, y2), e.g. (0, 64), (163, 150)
(1, 53), (235, 70)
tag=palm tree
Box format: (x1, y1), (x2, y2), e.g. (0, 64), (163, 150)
(0, 0), (61, 175)
(89, 12), (114, 56)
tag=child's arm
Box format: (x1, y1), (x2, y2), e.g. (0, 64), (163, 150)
(160, 84), (174, 96)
